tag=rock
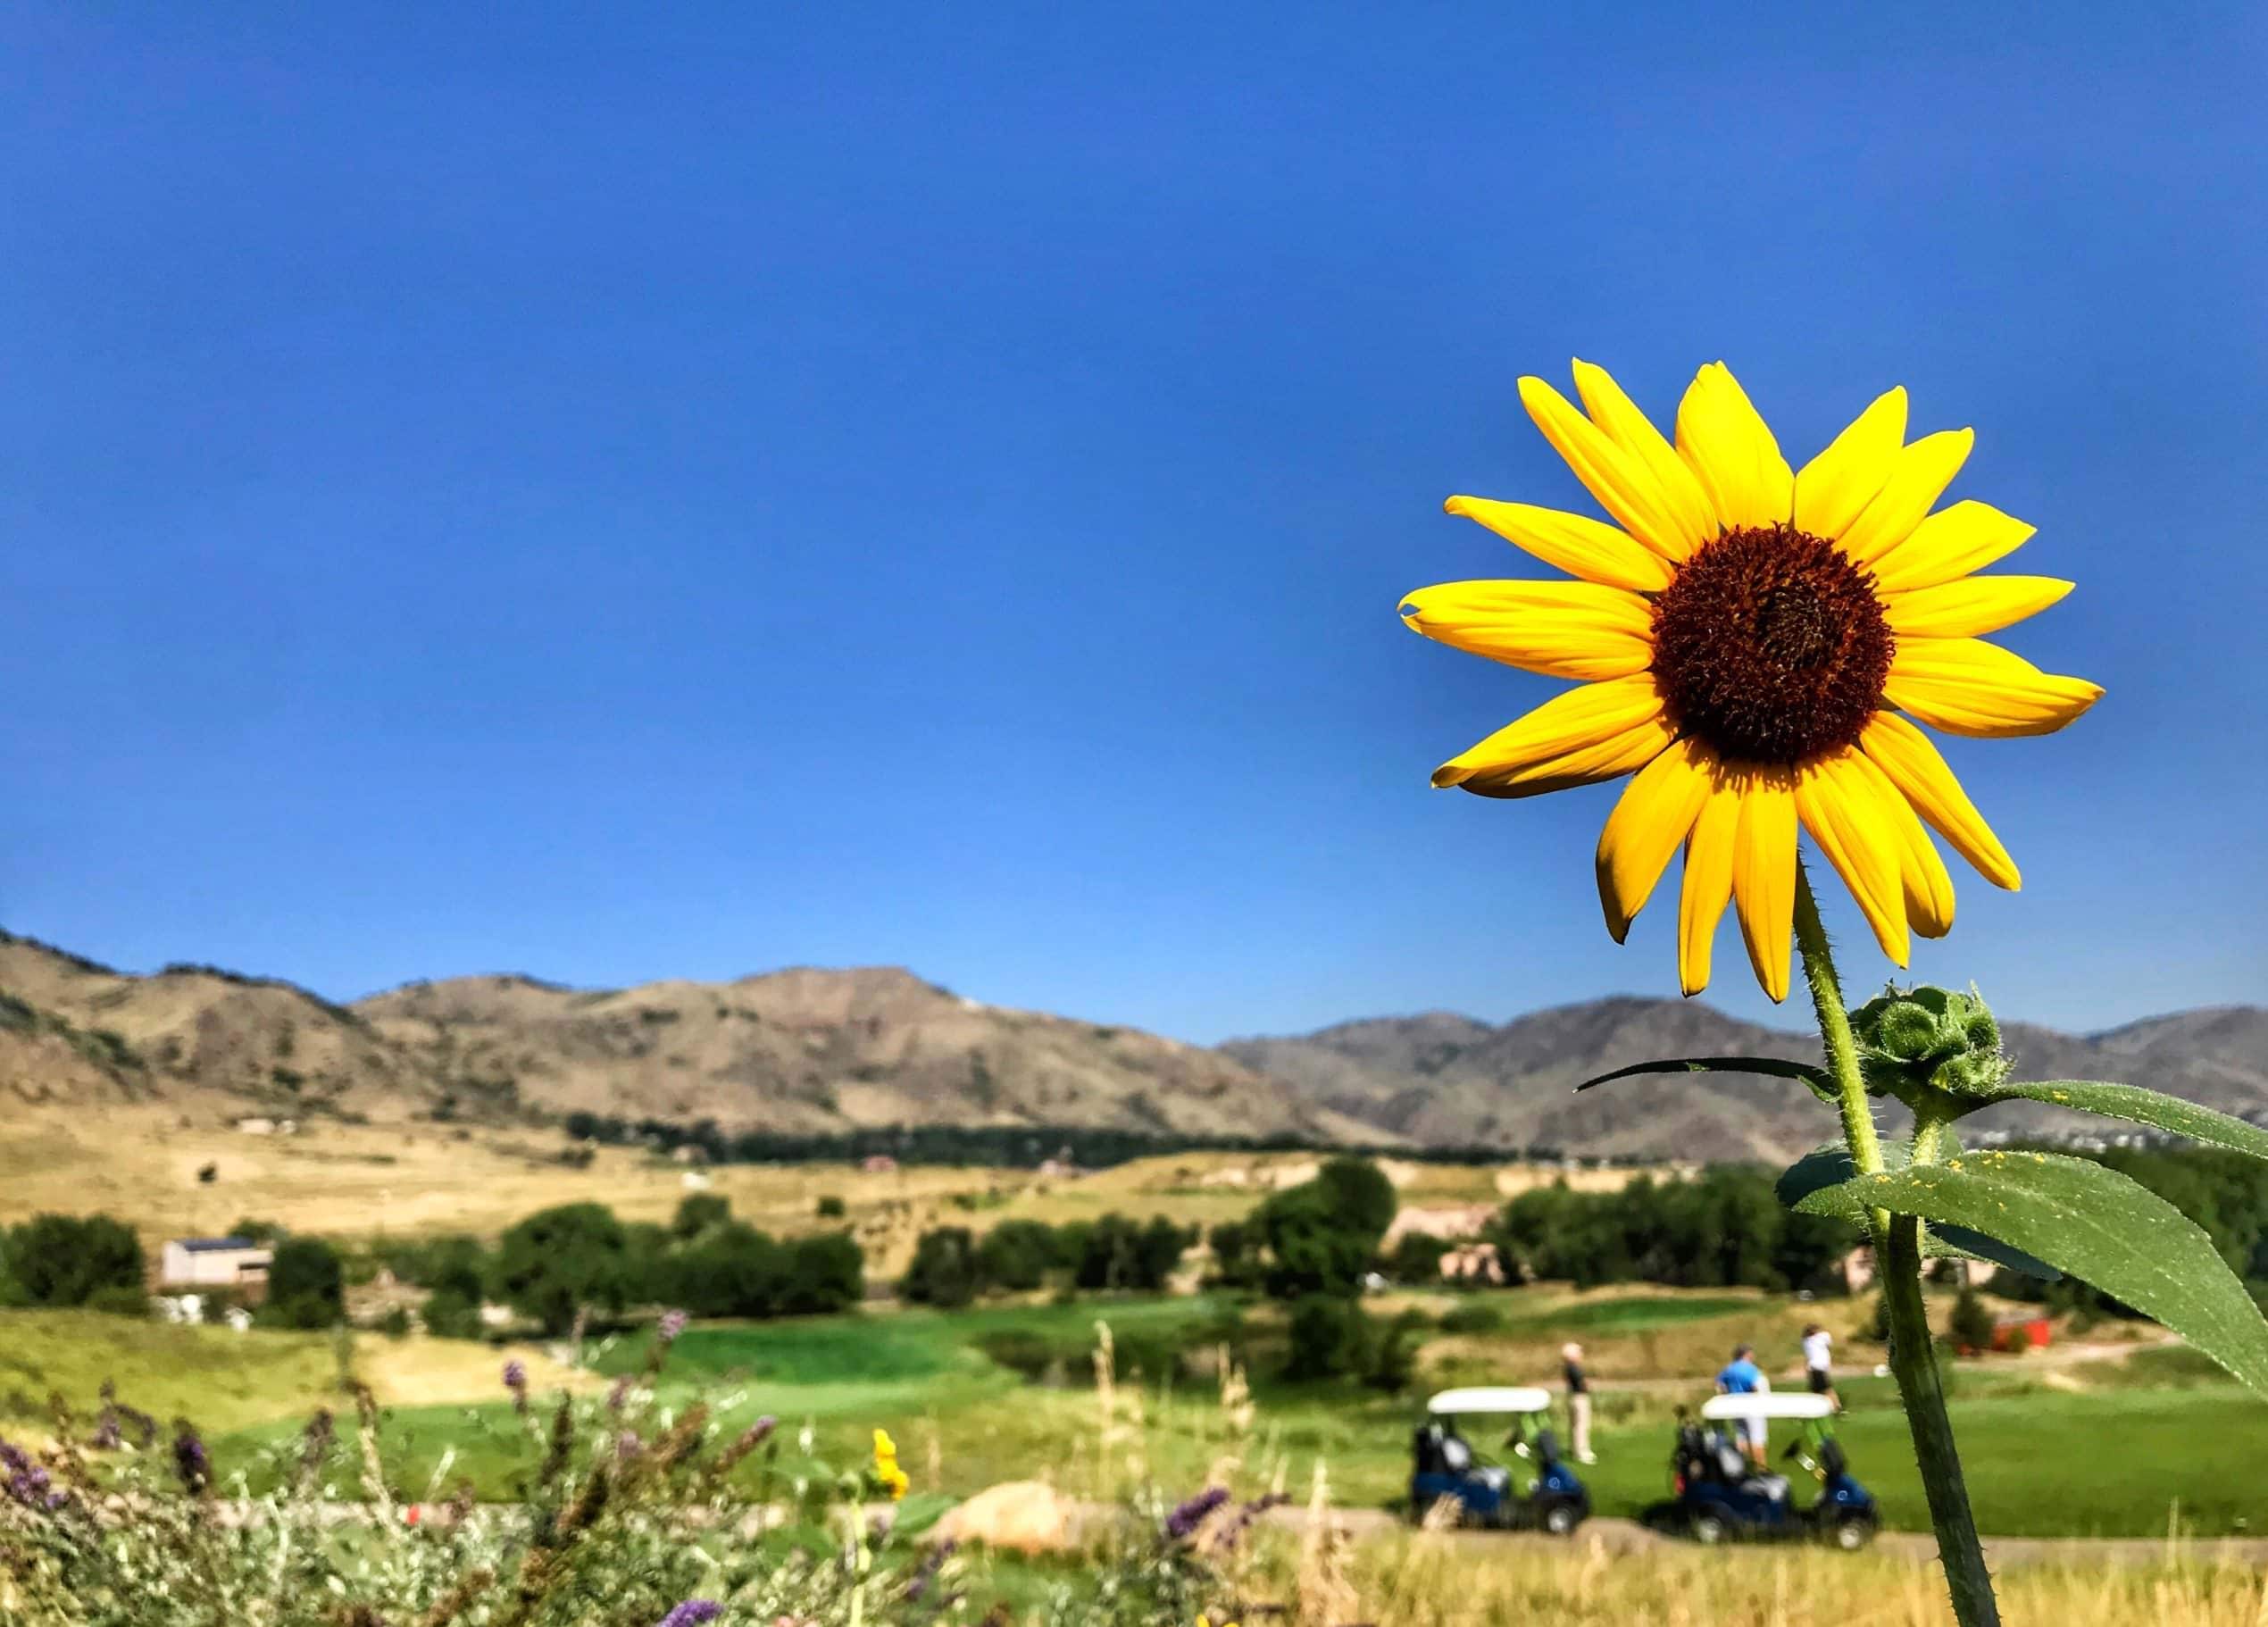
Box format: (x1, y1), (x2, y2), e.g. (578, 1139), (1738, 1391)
(930, 1481), (1089, 1554)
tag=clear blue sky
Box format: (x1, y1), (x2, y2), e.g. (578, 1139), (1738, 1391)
(4, 4), (2263, 1043)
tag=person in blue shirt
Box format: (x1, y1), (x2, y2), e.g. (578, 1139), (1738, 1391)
(1714, 1344), (1772, 1466)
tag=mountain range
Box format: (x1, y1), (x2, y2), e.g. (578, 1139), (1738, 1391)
(3, 927), (2260, 1163)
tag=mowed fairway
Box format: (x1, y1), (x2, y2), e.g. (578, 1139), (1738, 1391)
(174, 1294), (2268, 1537)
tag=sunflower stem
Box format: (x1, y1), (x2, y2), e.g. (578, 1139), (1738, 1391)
(1792, 864), (2000, 1627)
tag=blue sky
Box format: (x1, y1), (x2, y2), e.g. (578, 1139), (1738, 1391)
(3, 4), (2263, 1043)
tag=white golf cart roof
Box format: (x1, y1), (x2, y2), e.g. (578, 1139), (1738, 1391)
(1426, 1386), (1554, 1414)
(1701, 1392), (1836, 1422)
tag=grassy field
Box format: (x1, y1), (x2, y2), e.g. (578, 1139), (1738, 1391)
(0, 1308), (587, 1436)
(0, 1105), (1645, 1276)
(83, 1286), (2247, 1538)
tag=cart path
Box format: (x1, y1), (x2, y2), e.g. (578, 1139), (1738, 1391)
(1290, 1508), (2268, 1571)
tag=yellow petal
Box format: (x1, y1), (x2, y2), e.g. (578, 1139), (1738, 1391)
(1443, 496), (1676, 593)
(1883, 638), (2104, 738)
(1730, 770), (1797, 1003)
(1869, 500), (2035, 594)
(1519, 374), (1698, 563)
(1849, 747), (1955, 938)
(1675, 363), (1794, 530)
(1400, 580), (1655, 680)
(1572, 359), (1718, 556)
(1595, 738), (1717, 943)
(1857, 712), (2020, 889)
(1794, 747), (1911, 966)
(1834, 429), (1974, 564)
(1678, 767), (1744, 997)
(1456, 715), (1679, 800)
(1432, 674), (1672, 792)
(1880, 576), (2073, 638)
(1793, 388), (1908, 540)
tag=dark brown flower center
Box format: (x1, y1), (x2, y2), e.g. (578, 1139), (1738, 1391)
(1649, 524), (1893, 765)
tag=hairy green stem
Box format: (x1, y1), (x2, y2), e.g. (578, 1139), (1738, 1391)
(1791, 866), (1999, 1627)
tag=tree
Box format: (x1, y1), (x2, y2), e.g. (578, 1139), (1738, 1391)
(815, 1195), (847, 1219)
(495, 1203), (630, 1334)
(780, 1232), (863, 1314)
(1258, 1186), (1375, 1300)
(1205, 1220), (1261, 1289)
(6, 1214), (146, 1308)
(1948, 1286), (1996, 1354)
(264, 1236), (346, 1329)
(1315, 1157), (1398, 1241)
(902, 1228), (980, 1308)
(229, 1218), (288, 1245)
(1282, 1294), (1373, 1381)
(975, 1221), (1058, 1293)
(1385, 1231), (1451, 1285)
(671, 1193), (731, 1240)
(1135, 1217), (1192, 1289)
(672, 1222), (788, 1319)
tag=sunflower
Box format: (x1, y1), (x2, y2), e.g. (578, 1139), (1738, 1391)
(1405, 361), (2101, 1000)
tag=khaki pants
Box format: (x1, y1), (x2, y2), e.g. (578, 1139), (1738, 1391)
(1569, 1392), (1592, 1459)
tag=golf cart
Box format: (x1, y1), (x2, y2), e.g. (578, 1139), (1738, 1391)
(1409, 1387), (1590, 1534)
(1647, 1393), (1876, 1548)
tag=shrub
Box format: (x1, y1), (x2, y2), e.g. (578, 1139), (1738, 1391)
(84, 1283), (150, 1319)
(1283, 1294), (1373, 1381)
(264, 1237), (346, 1330)
(1205, 1219), (1261, 1289)
(377, 1306), (413, 1339)
(495, 1203), (630, 1335)
(901, 1228), (980, 1308)
(1948, 1286), (1996, 1353)
(1437, 1300), (1503, 1335)
(975, 1220), (1059, 1292)
(5, 1214), (146, 1307)
(672, 1222), (790, 1319)
(815, 1194), (847, 1219)
(780, 1231), (864, 1314)
(1365, 1309), (1426, 1392)
(421, 1287), (483, 1339)
(671, 1193), (731, 1240)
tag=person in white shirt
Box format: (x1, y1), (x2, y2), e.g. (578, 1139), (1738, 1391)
(1801, 1323), (1839, 1410)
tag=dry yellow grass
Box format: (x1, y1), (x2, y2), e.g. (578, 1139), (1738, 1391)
(0, 1106), (1625, 1275)
(1256, 1531), (2268, 1627)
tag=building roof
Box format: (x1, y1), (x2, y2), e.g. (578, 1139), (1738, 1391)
(171, 1238), (263, 1253)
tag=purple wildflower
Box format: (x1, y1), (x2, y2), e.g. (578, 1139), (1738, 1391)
(2, 1437), (63, 1510)
(656, 1603), (723, 1627)
(904, 1539), (957, 1603)
(617, 1430), (643, 1462)
(503, 1359), (529, 1414)
(1163, 1485), (1231, 1541)
(658, 1309), (689, 1345)
(1209, 1491), (1292, 1553)
(172, 1423), (210, 1495)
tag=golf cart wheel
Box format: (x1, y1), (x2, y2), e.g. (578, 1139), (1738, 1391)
(1542, 1500), (1581, 1537)
(1831, 1513), (1877, 1551)
(1690, 1513), (1730, 1546)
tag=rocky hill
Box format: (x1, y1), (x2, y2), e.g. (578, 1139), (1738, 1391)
(3, 927), (2257, 1163)
(1222, 999), (2268, 1163)
(0, 931), (1358, 1142)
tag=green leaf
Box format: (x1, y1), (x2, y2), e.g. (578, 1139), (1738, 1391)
(1794, 1151), (2268, 1394)
(1964, 1080), (2268, 1160)
(1774, 1139), (2056, 1279)
(1580, 1055), (1831, 1103)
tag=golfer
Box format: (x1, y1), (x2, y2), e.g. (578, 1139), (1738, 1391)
(1801, 1322), (1839, 1409)
(1714, 1343), (1772, 1465)
(1561, 1341), (1596, 1464)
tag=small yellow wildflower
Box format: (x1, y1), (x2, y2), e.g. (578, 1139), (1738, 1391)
(871, 1426), (910, 1501)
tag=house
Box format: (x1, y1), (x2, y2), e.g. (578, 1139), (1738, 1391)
(159, 1237), (273, 1294)
(861, 1155), (898, 1174)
